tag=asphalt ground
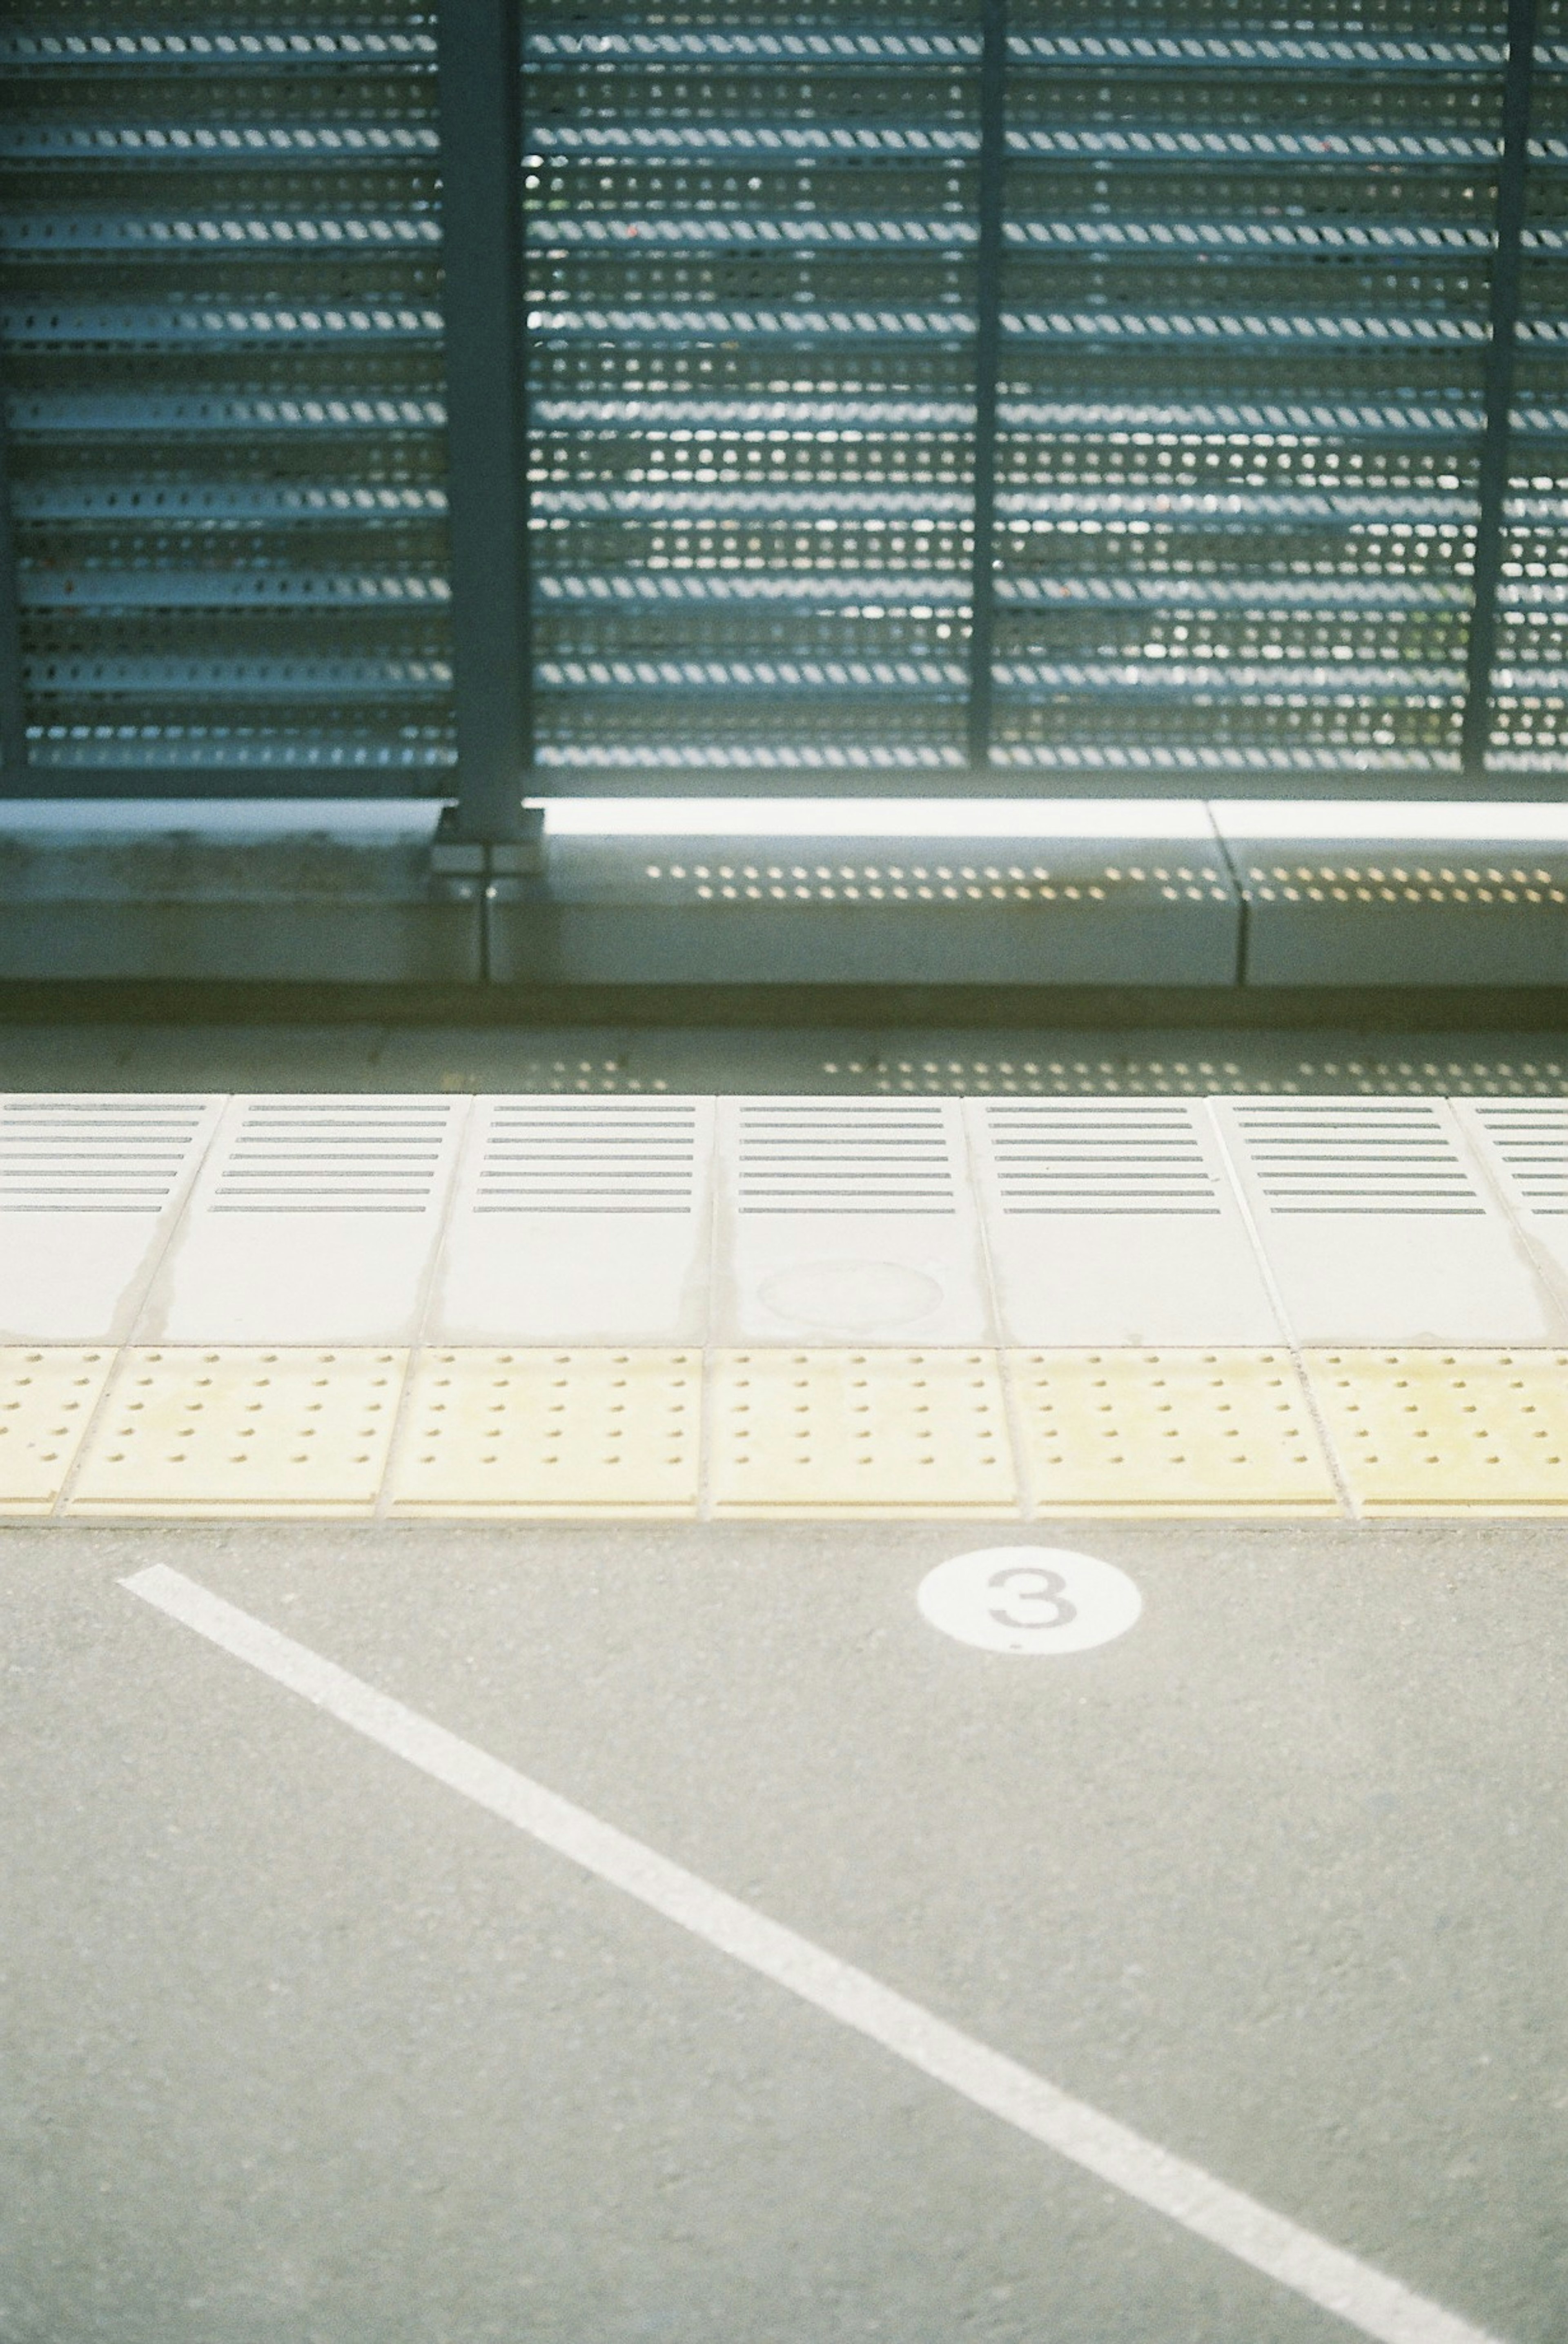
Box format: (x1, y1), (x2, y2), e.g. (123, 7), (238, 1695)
(4, 1515), (1565, 2344)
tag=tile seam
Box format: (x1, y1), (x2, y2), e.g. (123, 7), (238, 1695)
(1202, 1105), (1359, 1522)
(695, 1102), (723, 1522)
(376, 1094), (478, 1520)
(50, 1341), (129, 1521)
(963, 1103), (1033, 1521)
(1448, 1098), (1568, 1333)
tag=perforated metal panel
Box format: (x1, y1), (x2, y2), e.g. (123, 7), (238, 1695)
(994, 11), (1502, 787)
(715, 1095), (991, 1342)
(428, 1095), (715, 1343)
(969, 1098), (1283, 1344)
(139, 1094), (465, 1343)
(521, 9), (978, 780)
(0, 9), (455, 787)
(1497, 9), (1568, 779)
(6, 6), (1568, 795)
(0, 1093), (220, 1340)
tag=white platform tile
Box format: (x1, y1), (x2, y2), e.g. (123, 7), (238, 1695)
(1455, 1099), (1568, 1310)
(1213, 1099), (1565, 1346)
(425, 1096), (715, 1344)
(714, 1097), (991, 1345)
(0, 1094), (223, 1341)
(135, 1096), (467, 1344)
(969, 1098), (1283, 1345)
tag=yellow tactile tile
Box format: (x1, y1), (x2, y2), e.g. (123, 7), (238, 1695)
(387, 1349), (700, 1517)
(67, 1348), (406, 1517)
(1305, 1350), (1568, 1515)
(0, 1348), (114, 1516)
(709, 1348), (1017, 1516)
(1008, 1350), (1341, 1517)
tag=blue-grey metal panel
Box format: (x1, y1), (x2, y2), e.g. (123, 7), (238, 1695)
(520, 11), (981, 783)
(1494, 9), (1568, 785)
(992, 13), (1506, 793)
(0, 13), (457, 793)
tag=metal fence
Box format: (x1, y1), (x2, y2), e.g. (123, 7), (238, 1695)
(1, 0), (1564, 832)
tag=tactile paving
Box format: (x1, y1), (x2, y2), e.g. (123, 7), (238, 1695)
(709, 1350), (1016, 1517)
(68, 1349), (406, 1518)
(387, 1350), (700, 1518)
(1007, 1350), (1341, 1517)
(0, 1348), (114, 1516)
(1304, 1350), (1568, 1516)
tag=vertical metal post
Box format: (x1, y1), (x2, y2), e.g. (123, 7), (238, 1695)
(0, 396), (29, 789)
(966, 0), (1008, 773)
(436, 0), (532, 841)
(1462, 0), (1538, 781)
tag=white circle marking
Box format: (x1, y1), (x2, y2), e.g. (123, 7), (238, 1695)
(917, 1545), (1142, 1656)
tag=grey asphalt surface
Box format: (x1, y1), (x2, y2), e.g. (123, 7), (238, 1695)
(4, 1516), (1566, 2344)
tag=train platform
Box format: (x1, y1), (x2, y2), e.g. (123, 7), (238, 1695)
(2, 1070), (1565, 1525)
(4, 1019), (1565, 2344)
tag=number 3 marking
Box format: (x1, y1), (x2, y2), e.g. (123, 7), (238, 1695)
(987, 1564), (1078, 1632)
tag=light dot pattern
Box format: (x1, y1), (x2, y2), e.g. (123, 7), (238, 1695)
(388, 1349), (699, 1517)
(1010, 1348), (1340, 1515)
(0, 1348), (114, 1515)
(1305, 1350), (1568, 1515)
(68, 1348), (404, 1517)
(710, 1348), (1016, 1516)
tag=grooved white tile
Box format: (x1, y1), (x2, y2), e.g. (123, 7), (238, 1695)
(135, 1096), (467, 1344)
(0, 1094), (222, 1341)
(1456, 1100), (1568, 1310)
(427, 1096), (714, 1344)
(970, 1098), (1282, 1344)
(714, 1097), (991, 1345)
(1214, 1098), (1565, 1345)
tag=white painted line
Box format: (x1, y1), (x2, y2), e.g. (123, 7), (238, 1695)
(124, 1562), (1504, 2344)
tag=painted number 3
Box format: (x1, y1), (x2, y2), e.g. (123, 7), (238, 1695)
(917, 1546), (1141, 1656)
(987, 1565), (1078, 1632)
